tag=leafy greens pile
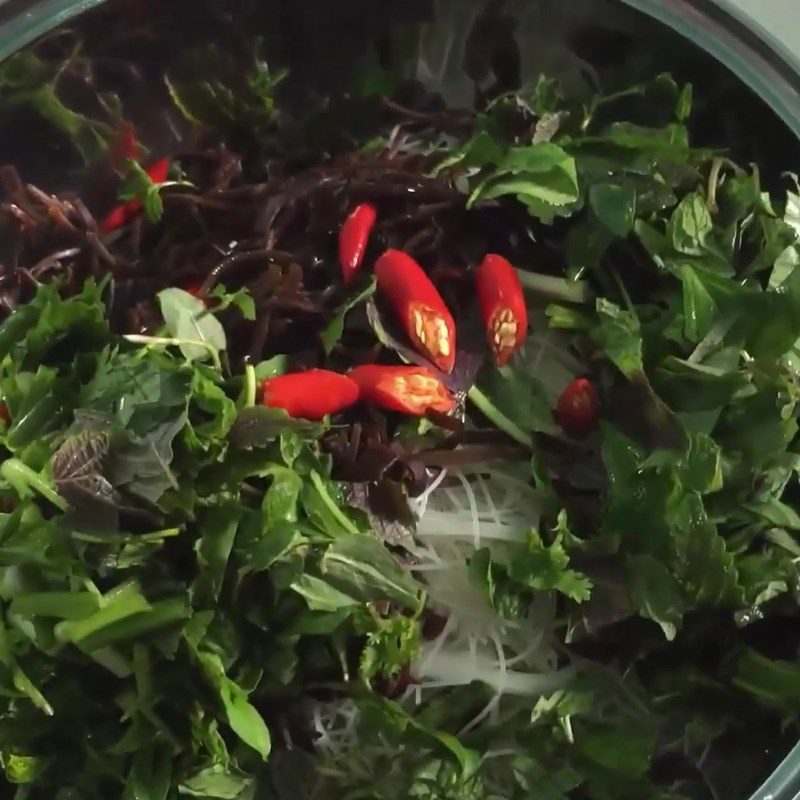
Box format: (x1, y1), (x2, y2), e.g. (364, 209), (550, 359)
(0, 16), (800, 800)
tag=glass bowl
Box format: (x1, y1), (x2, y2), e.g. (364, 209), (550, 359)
(0, 2), (798, 799)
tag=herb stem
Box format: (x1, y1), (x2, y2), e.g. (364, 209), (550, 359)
(515, 270), (592, 305)
(706, 157), (747, 214)
(0, 459), (68, 511)
(467, 387), (533, 448)
(243, 364), (257, 408)
(706, 156), (724, 213)
(139, 528), (182, 542)
(309, 471), (360, 535)
(610, 268), (635, 313)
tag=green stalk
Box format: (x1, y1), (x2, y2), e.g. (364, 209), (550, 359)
(139, 527), (182, 542)
(310, 471), (359, 535)
(467, 387), (533, 448)
(243, 363), (257, 408)
(0, 459), (68, 511)
(515, 270), (592, 305)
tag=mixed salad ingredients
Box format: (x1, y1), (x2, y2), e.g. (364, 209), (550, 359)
(2, 7), (800, 800)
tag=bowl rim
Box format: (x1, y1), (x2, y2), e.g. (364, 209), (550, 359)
(1, 1), (799, 798)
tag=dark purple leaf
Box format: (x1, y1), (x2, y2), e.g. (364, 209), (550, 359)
(52, 428), (120, 530)
(230, 406), (326, 449)
(346, 480), (415, 547)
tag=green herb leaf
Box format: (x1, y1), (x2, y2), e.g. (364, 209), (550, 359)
(626, 554), (683, 640)
(196, 650), (271, 759)
(592, 299), (643, 377)
(157, 288), (227, 363)
(119, 159), (165, 222)
(322, 534), (421, 609)
(669, 192), (713, 254)
(360, 614), (421, 682)
(734, 649), (800, 717)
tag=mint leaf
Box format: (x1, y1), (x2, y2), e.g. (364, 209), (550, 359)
(669, 192), (713, 254)
(680, 265), (717, 342)
(592, 299), (643, 377)
(589, 182), (636, 237)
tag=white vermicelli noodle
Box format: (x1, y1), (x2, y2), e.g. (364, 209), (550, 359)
(310, 465), (569, 780)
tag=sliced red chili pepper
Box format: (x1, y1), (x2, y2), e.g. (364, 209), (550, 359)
(0, 403), (10, 425)
(556, 378), (599, 439)
(349, 364), (455, 416)
(99, 157), (170, 234)
(261, 369), (359, 420)
(475, 254), (528, 367)
(99, 204), (135, 234)
(146, 157), (170, 185)
(374, 250), (456, 374)
(108, 121), (139, 168)
(339, 203), (377, 285)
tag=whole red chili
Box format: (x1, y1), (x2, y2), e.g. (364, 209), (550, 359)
(475, 254), (528, 367)
(556, 378), (599, 438)
(349, 364), (455, 416)
(261, 369), (359, 420)
(100, 157), (170, 234)
(339, 203), (377, 285)
(375, 250), (456, 374)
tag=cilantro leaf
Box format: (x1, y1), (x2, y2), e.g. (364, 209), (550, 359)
(470, 525), (592, 618)
(360, 614), (421, 682)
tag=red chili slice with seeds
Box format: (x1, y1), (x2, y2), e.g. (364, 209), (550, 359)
(349, 364), (455, 416)
(374, 249), (456, 374)
(475, 254), (528, 367)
